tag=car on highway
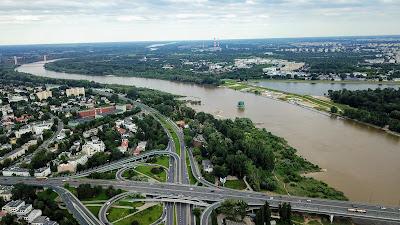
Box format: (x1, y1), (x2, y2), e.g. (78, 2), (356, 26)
(356, 209), (367, 213)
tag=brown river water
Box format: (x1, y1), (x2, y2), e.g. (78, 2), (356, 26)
(17, 61), (400, 206)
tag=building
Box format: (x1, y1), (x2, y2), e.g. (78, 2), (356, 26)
(66, 87), (85, 97)
(2, 166), (30, 177)
(133, 141), (147, 156)
(116, 104), (127, 113)
(15, 125), (32, 138)
(0, 147), (26, 163)
(78, 106), (116, 118)
(24, 209), (42, 223)
(31, 216), (55, 225)
(193, 134), (206, 148)
(8, 95), (28, 103)
(0, 185), (13, 201)
(16, 204), (32, 217)
(36, 90), (52, 101)
(82, 137), (105, 157)
(32, 121), (53, 135)
(83, 128), (98, 138)
(202, 160), (214, 173)
(2, 200), (25, 214)
(34, 166), (51, 177)
(57, 154), (88, 173)
(124, 121), (137, 133)
(118, 139), (129, 153)
(176, 120), (186, 128)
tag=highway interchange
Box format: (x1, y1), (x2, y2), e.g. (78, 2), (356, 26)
(1, 92), (399, 225)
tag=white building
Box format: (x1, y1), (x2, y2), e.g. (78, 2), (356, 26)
(0, 185), (13, 201)
(2, 200), (25, 214)
(82, 138), (105, 157)
(36, 90), (52, 101)
(57, 154), (88, 173)
(31, 215), (51, 225)
(202, 160), (214, 173)
(34, 166), (51, 177)
(16, 204), (32, 217)
(8, 95), (28, 103)
(66, 87), (85, 97)
(124, 121), (137, 133)
(24, 209), (42, 223)
(15, 125), (32, 138)
(83, 128), (98, 138)
(0, 148), (26, 163)
(116, 104), (127, 113)
(2, 166), (30, 177)
(32, 121), (53, 135)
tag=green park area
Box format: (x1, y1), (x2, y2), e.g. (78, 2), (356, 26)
(113, 204), (163, 225)
(135, 165), (166, 182)
(224, 179), (247, 190)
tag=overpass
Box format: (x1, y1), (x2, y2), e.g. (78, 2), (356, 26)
(1, 177), (399, 224)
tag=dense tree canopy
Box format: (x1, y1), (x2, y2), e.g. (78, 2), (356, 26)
(329, 88), (400, 132)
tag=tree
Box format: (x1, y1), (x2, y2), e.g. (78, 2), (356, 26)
(218, 199), (248, 221)
(11, 183), (37, 203)
(192, 207), (202, 218)
(330, 106), (338, 114)
(278, 203), (292, 225)
(255, 201), (271, 225)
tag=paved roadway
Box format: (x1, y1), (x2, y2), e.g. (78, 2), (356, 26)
(167, 118), (191, 225)
(68, 150), (179, 179)
(1, 177), (399, 223)
(52, 186), (104, 225)
(96, 90), (179, 225)
(46, 91), (400, 225)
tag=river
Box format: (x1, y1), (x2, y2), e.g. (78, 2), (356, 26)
(251, 80), (400, 96)
(17, 61), (400, 206)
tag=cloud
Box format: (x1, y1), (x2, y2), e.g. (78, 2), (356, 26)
(116, 15), (147, 22)
(0, 0), (399, 44)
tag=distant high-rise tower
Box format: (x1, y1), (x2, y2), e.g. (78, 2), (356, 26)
(44, 55), (47, 62)
(214, 37), (217, 48)
(14, 56), (18, 65)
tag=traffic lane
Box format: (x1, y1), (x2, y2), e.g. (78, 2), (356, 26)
(1, 177), (398, 221)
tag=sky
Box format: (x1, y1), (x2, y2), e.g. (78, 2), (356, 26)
(0, 0), (399, 45)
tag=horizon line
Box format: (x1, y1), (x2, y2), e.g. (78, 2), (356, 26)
(1, 34), (400, 47)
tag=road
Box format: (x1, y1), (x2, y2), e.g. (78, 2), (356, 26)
(43, 90), (400, 225)
(96, 90), (179, 225)
(1, 177), (399, 223)
(68, 150), (179, 178)
(52, 186), (104, 225)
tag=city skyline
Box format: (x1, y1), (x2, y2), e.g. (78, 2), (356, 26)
(0, 0), (400, 45)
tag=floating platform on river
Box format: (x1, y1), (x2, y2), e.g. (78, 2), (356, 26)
(237, 101), (245, 109)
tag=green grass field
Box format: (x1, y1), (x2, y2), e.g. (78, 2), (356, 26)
(154, 156), (169, 168)
(185, 153), (197, 185)
(224, 179), (247, 190)
(86, 206), (101, 217)
(114, 204), (163, 225)
(135, 165), (166, 182)
(157, 115), (181, 155)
